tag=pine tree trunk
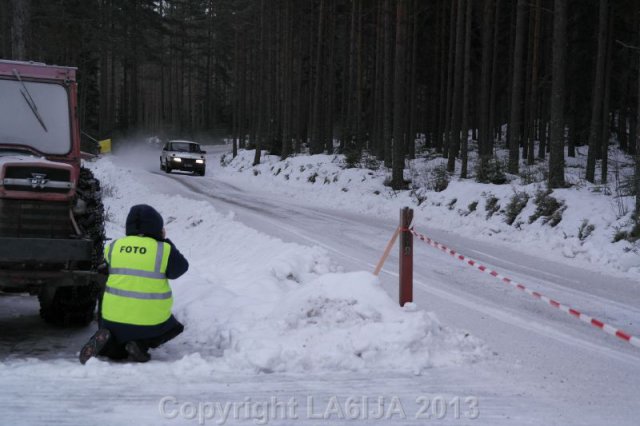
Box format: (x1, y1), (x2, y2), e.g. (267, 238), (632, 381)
(266, 4), (277, 154)
(281, 0), (293, 159)
(310, 0), (326, 154)
(354, 0), (363, 150)
(635, 16), (640, 215)
(460, 0), (472, 179)
(383, 0), (394, 168)
(586, 0), (609, 183)
(522, 4), (534, 163)
(391, 0), (408, 189)
(232, 29), (241, 157)
(436, 1), (448, 153)
(508, 0), (528, 174)
(324, 0), (336, 154)
(488, 0), (502, 151)
(407, 0), (418, 160)
(344, 0), (357, 151)
(479, 0), (494, 164)
(293, 14), (305, 154)
(373, 3), (385, 159)
(99, 0), (110, 138)
(526, 0), (541, 166)
(444, 0), (457, 159)
(548, 0), (567, 188)
(253, 0), (266, 166)
(600, 12), (613, 184)
(447, 0), (465, 173)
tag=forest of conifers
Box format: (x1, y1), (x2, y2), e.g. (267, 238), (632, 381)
(2, 0), (640, 194)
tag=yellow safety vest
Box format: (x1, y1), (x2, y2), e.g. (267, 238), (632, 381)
(101, 236), (172, 326)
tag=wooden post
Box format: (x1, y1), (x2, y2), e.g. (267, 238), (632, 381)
(399, 207), (413, 306)
(373, 227), (400, 276)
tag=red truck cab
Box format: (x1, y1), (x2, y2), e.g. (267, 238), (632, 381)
(0, 60), (105, 326)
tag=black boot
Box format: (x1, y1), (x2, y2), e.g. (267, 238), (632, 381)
(125, 341), (151, 363)
(79, 328), (111, 364)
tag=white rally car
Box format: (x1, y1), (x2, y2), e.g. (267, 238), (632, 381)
(160, 140), (206, 176)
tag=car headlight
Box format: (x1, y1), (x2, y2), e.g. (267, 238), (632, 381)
(196, 159), (204, 164)
(172, 157), (182, 162)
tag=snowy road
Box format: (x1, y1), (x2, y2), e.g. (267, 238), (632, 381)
(2, 144), (639, 425)
(156, 146), (640, 422)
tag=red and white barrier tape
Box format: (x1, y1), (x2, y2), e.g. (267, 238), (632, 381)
(409, 228), (640, 349)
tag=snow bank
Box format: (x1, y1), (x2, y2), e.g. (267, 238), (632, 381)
(179, 271), (484, 374)
(5, 156), (483, 376)
(218, 149), (640, 276)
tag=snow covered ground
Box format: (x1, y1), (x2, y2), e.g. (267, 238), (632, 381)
(1, 142), (639, 425)
(219, 147), (640, 277)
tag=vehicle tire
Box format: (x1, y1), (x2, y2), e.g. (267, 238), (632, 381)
(76, 168), (106, 272)
(38, 167), (106, 326)
(38, 285), (98, 326)
(165, 162), (171, 174)
(160, 160), (165, 171)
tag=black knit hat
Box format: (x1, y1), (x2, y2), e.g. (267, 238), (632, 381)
(125, 204), (164, 240)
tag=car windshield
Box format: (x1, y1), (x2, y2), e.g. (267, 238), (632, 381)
(0, 78), (71, 155)
(170, 142), (201, 153)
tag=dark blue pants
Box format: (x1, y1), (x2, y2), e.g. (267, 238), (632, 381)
(98, 316), (184, 359)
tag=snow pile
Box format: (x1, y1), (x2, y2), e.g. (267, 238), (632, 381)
(218, 149), (640, 276)
(85, 157), (487, 373)
(179, 271), (484, 373)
